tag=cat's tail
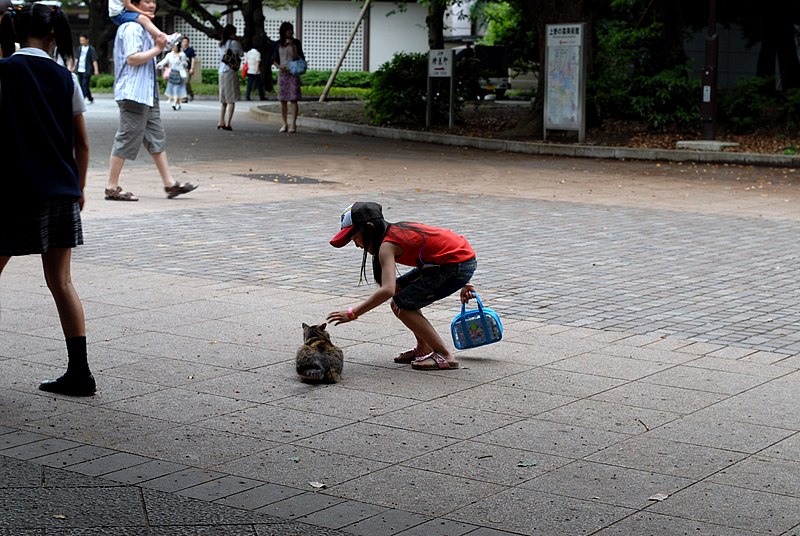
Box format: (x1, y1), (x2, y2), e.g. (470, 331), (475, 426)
(297, 364), (327, 382)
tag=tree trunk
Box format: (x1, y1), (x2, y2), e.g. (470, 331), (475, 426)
(89, 0), (117, 72)
(241, 0), (266, 51)
(755, 7), (800, 90)
(426, 0), (446, 50)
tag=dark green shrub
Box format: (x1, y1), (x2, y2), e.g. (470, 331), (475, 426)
(300, 70), (372, 88)
(718, 76), (781, 134)
(366, 52), (477, 126)
(366, 52), (429, 125)
(781, 88), (800, 133)
(202, 68), (218, 85)
(629, 65), (701, 130)
(92, 74), (115, 89)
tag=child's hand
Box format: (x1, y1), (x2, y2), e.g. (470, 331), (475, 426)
(155, 33), (168, 49)
(326, 310), (350, 326)
(460, 284), (476, 304)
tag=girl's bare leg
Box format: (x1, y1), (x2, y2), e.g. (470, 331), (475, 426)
(42, 248), (84, 338)
(39, 248), (95, 396)
(392, 305), (457, 365)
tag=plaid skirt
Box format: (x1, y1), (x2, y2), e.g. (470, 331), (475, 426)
(0, 198), (83, 256)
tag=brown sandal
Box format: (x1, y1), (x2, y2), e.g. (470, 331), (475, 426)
(394, 347), (430, 364)
(411, 352), (459, 370)
(104, 186), (138, 201)
(165, 181), (198, 199)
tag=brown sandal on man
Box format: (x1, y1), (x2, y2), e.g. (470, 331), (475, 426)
(411, 352), (459, 370)
(104, 186), (138, 201)
(165, 181), (198, 199)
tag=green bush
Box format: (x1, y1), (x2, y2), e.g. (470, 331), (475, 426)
(201, 68), (219, 85)
(300, 70), (372, 88)
(92, 74), (115, 89)
(718, 76), (780, 134)
(785, 88), (800, 133)
(629, 65), (701, 130)
(366, 53), (429, 125)
(366, 52), (477, 126)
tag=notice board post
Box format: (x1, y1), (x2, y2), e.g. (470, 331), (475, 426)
(426, 49), (455, 129)
(544, 23), (586, 142)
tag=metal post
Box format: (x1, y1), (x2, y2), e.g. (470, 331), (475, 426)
(449, 51), (455, 129)
(701, 0), (719, 140)
(426, 76), (432, 127)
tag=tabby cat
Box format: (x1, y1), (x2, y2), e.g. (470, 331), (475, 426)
(296, 323), (343, 384)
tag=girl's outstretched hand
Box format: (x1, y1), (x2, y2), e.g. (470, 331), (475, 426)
(460, 284), (476, 304)
(326, 310), (349, 326)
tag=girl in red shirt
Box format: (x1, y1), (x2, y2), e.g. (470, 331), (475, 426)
(328, 202), (477, 370)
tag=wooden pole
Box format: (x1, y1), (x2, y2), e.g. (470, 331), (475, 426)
(319, 0), (372, 102)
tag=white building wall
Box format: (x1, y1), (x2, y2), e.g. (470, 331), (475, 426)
(298, 1), (365, 71)
(368, 2), (428, 71)
(174, 0), (427, 74)
(444, 0), (473, 38)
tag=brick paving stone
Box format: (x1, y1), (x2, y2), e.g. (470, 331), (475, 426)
(68, 452), (152, 477)
(74, 194), (800, 355)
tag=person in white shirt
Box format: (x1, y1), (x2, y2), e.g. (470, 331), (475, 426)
(105, 0), (197, 201)
(244, 45), (265, 101)
(107, 0), (180, 53)
(71, 34), (99, 103)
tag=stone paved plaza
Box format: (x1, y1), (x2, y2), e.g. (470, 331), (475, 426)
(1, 101), (799, 535)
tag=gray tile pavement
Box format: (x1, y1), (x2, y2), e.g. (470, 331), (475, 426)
(2, 169), (799, 535)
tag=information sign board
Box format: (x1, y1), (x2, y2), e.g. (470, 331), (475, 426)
(428, 50), (453, 78)
(544, 23), (586, 142)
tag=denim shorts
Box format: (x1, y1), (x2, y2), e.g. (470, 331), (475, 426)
(392, 258), (477, 311)
(112, 10), (140, 25)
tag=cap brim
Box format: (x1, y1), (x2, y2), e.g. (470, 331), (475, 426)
(330, 226), (354, 248)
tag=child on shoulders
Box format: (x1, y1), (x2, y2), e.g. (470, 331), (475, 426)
(108, 0), (180, 52)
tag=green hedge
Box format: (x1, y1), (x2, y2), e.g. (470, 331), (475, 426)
(92, 69), (372, 98)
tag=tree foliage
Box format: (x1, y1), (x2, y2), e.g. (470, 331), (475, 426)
(470, 0), (537, 73)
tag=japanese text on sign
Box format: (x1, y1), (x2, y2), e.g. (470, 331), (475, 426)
(428, 50), (452, 78)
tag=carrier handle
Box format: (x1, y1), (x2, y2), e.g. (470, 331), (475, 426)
(459, 293), (491, 348)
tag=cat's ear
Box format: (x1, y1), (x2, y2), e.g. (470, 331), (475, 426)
(302, 322), (309, 329)
(319, 323), (327, 330)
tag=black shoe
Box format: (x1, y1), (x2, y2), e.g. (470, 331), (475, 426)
(39, 373), (96, 397)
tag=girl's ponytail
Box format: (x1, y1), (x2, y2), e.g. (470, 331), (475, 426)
(0, 7), (15, 58)
(51, 6), (73, 66)
(0, 4), (74, 62)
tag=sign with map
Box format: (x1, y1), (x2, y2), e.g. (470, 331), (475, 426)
(544, 23), (586, 141)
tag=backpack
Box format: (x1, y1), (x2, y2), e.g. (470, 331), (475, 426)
(222, 44), (241, 71)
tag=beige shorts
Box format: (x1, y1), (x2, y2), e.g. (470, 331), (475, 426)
(111, 99), (167, 160)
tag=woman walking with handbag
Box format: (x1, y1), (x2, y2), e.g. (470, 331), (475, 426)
(273, 21), (304, 133)
(157, 41), (187, 110)
(217, 24), (242, 130)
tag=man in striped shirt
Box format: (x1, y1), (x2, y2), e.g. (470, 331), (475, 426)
(105, 0), (197, 201)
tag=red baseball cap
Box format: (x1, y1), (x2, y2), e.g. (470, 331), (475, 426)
(330, 201), (384, 247)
